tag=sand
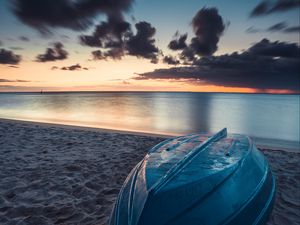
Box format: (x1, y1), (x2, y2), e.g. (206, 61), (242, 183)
(0, 119), (299, 225)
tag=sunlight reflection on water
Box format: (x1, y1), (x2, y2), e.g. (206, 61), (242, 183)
(0, 92), (299, 144)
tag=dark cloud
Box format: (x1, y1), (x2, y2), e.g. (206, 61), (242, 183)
(0, 48), (22, 64)
(179, 47), (195, 62)
(250, 0), (300, 17)
(180, 7), (226, 61)
(0, 40), (2, 46)
(80, 17), (131, 48)
(86, 20), (160, 62)
(36, 42), (68, 62)
(80, 35), (103, 47)
(92, 50), (105, 60)
(250, 1), (269, 16)
(61, 64), (88, 71)
(168, 33), (188, 50)
(91, 47), (124, 60)
(126, 21), (159, 62)
(79, 16), (156, 61)
(150, 57), (159, 64)
(267, 22), (287, 31)
(284, 26), (300, 33)
(191, 8), (225, 56)
(134, 39), (300, 91)
(51, 63), (88, 71)
(0, 79), (29, 82)
(19, 36), (30, 41)
(11, 0), (134, 33)
(103, 47), (124, 59)
(248, 38), (299, 58)
(270, 0), (300, 12)
(163, 55), (180, 65)
(80, 17), (130, 61)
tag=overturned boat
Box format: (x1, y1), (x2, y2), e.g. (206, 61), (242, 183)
(110, 128), (275, 225)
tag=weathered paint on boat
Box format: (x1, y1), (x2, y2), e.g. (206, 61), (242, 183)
(110, 128), (276, 225)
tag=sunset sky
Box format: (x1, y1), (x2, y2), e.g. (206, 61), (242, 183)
(0, 0), (299, 93)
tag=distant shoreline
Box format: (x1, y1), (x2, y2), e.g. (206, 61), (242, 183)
(1, 117), (299, 152)
(0, 91), (299, 95)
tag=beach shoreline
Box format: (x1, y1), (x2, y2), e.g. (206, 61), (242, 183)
(0, 118), (174, 139)
(0, 119), (299, 225)
(1, 118), (298, 152)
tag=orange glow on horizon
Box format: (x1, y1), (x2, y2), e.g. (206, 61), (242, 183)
(1, 60), (299, 94)
(0, 79), (298, 94)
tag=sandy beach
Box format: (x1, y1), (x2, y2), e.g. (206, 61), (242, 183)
(0, 119), (299, 225)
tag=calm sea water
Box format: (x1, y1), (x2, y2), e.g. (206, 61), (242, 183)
(0, 92), (299, 148)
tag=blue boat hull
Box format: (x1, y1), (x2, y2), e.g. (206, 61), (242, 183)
(110, 129), (276, 225)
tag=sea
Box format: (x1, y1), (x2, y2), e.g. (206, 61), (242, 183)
(0, 92), (299, 150)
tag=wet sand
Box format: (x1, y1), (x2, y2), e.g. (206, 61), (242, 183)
(0, 119), (299, 225)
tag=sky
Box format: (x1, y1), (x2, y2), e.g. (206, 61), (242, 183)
(0, 0), (299, 93)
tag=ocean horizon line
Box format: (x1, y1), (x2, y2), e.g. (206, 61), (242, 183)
(0, 90), (299, 95)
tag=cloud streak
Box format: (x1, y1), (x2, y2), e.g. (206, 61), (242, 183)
(284, 25), (300, 33)
(0, 79), (30, 82)
(250, 0), (300, 17)
(11, 0), (134, 34)
(267, 22), (287, 32)
(246, 22), (300, 33)
(51, 63), (88, 71)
